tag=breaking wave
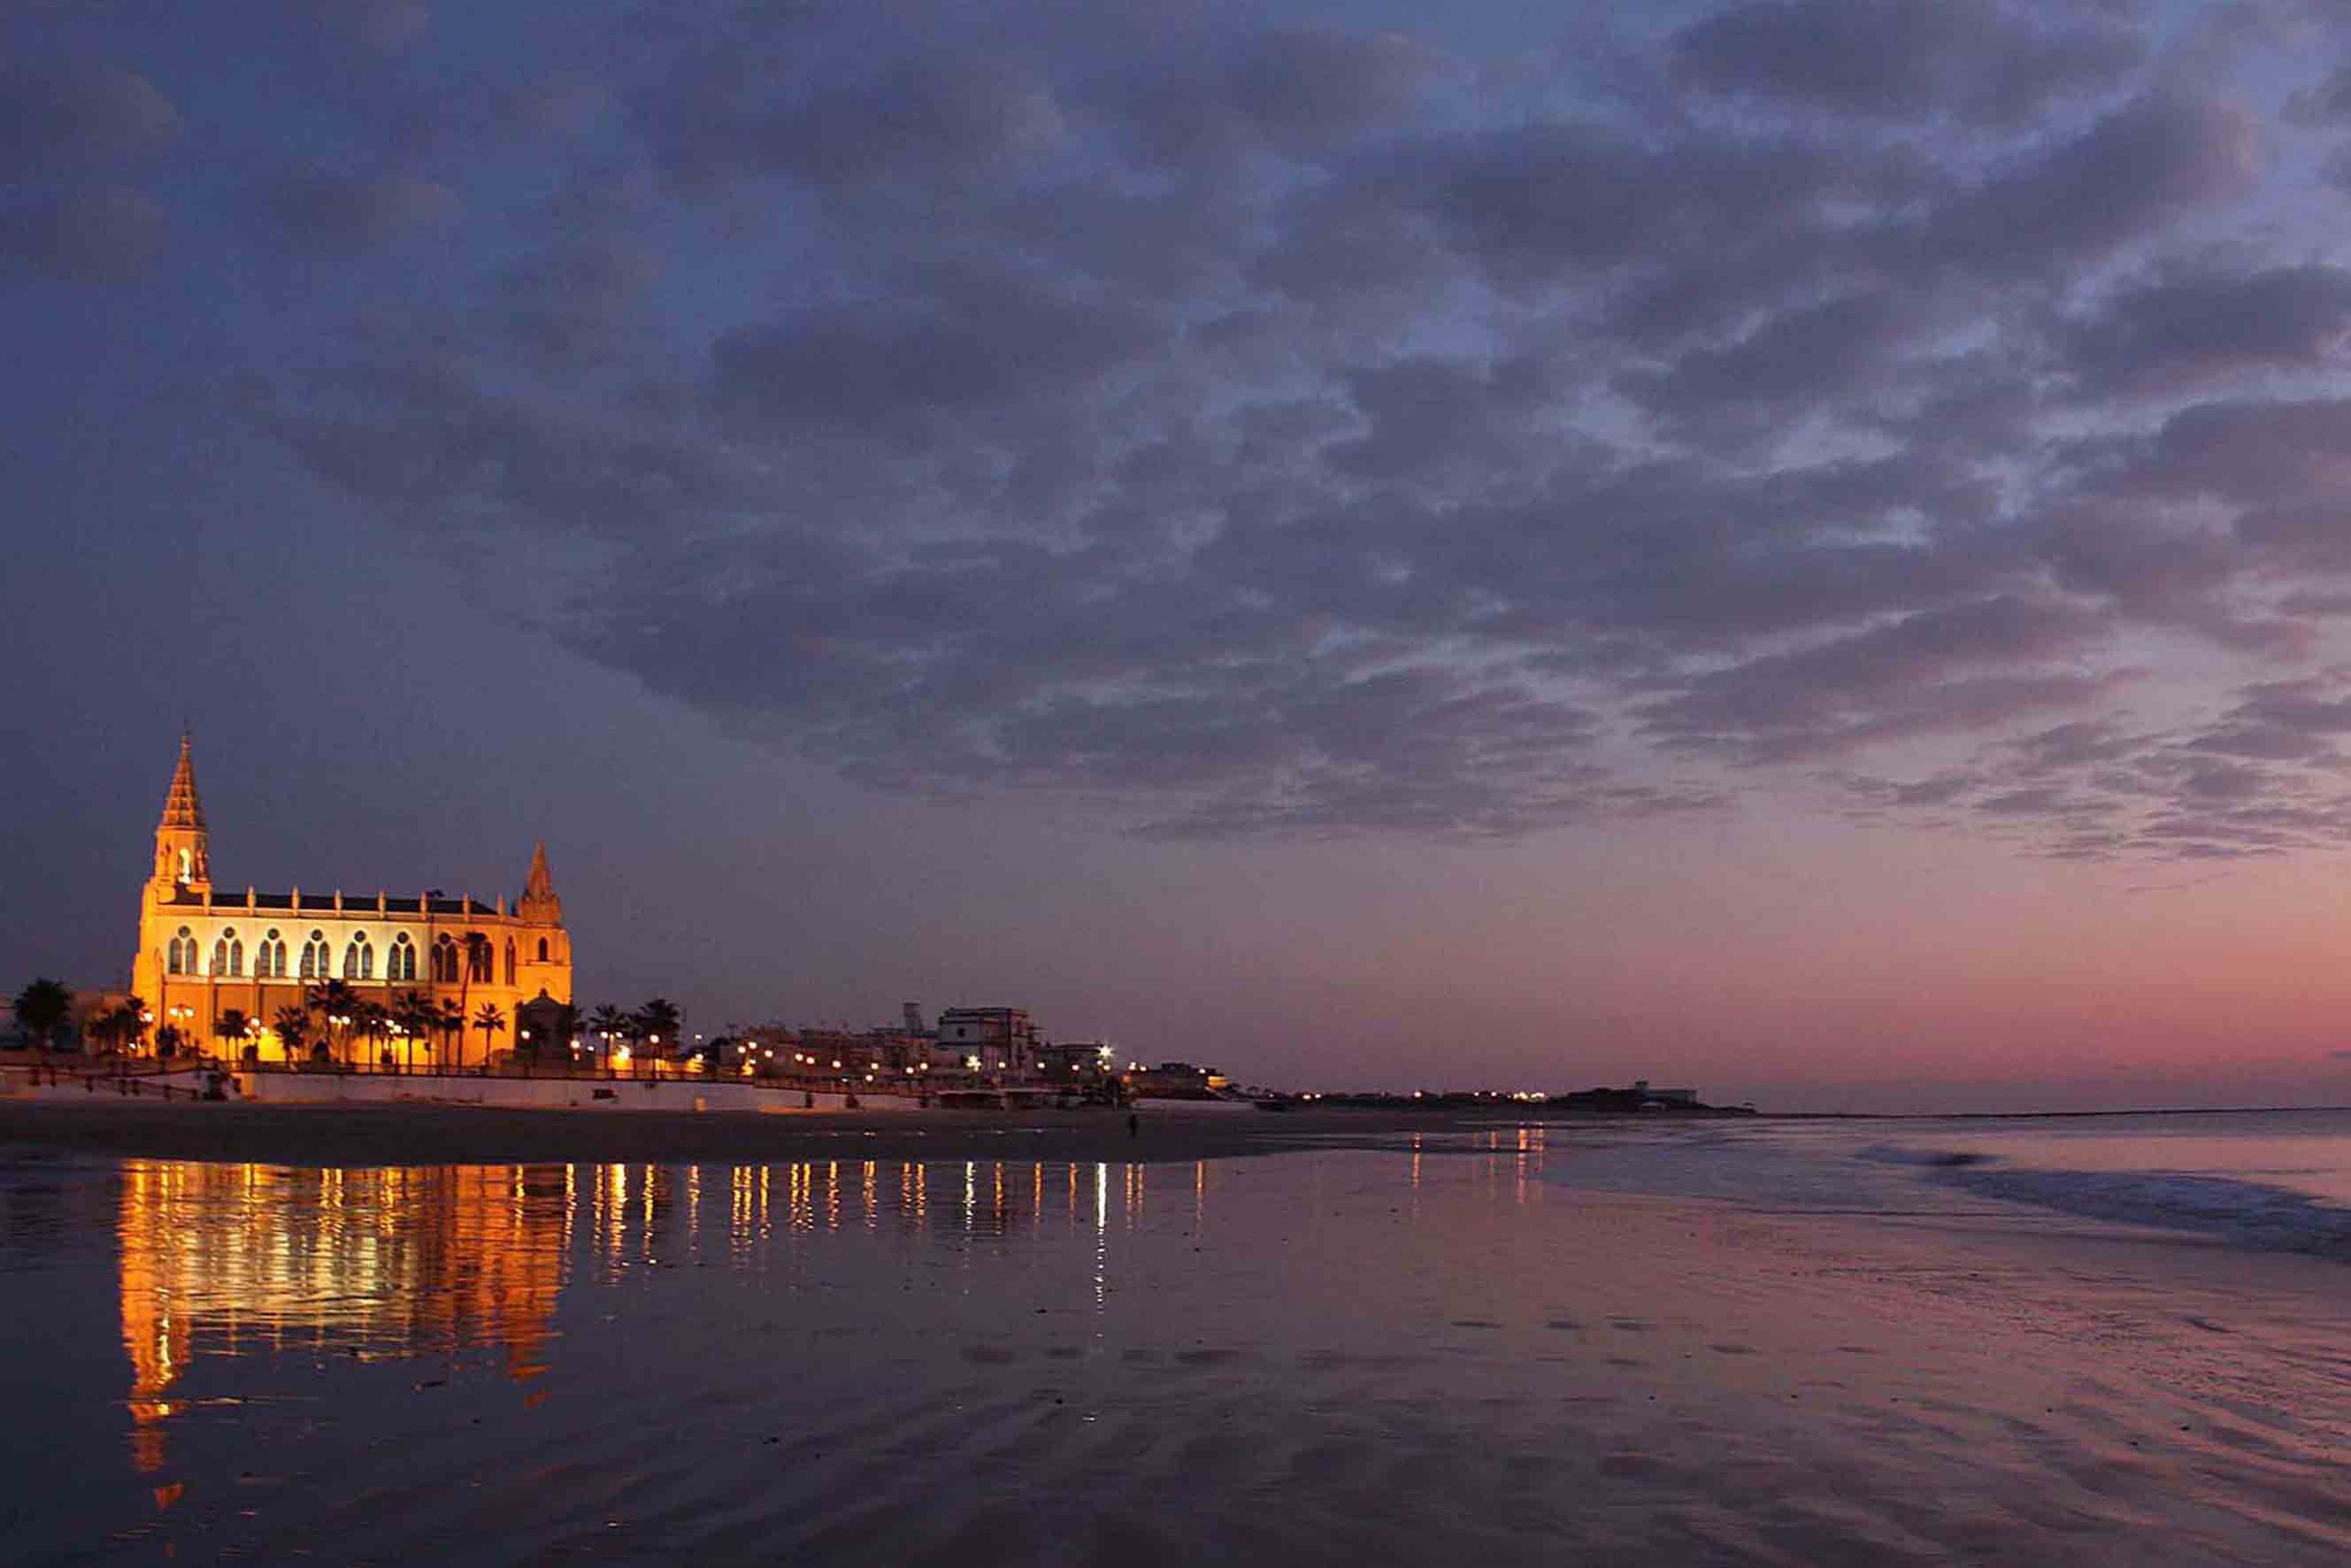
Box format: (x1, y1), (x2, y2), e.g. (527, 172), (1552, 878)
(1860, 1145), (2351, 1255)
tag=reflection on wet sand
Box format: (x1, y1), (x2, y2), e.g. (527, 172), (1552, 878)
(43, 1126), (2351, 1567)
(118, 1163), (572, 1472)
(115, 1154), (1276, 1475)
(112, 1145), (1543, 1479)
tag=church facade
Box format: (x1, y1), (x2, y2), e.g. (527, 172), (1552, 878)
(131, 734), (573, 1063)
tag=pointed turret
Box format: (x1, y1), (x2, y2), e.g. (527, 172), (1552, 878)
(151, 730), (211, 894)
(158, 730), (205, 831)
(517, 840), (562, 923)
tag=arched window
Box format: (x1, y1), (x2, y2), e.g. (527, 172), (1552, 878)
(537, 937), (549, 963)
(388, 932), (416, 981)
(467, 936), (493, 983)
(504, 938), (516, 986)
(343, 932), (373, 980)
(167, 926), (193, 975)
(212, 928), (242, 978)
(431, 934), (458, 984)
(301, 930), (329, 978)
(258, 930), (287, 978)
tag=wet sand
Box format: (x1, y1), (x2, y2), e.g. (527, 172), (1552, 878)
(8, 1139), (2348, 1565)
(0, 1097), (1469, 1167)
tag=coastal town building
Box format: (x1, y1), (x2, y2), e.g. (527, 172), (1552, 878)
(1121, 1061), (1230, 1098)
(1034, 1039), (1114, 1080)
(935, 1006), (1040, 1072)
(129, 733), (573, 1062)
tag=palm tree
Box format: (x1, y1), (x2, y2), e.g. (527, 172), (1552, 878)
(305, 979), (360, 1065)
(634, 998), (682, 1070)
(273, 1003), (310, 1063)
(391, 990), (436, 1072)
(87, 1006), (124, 1057)
(12, 977), (73, 1049)
(473, 1003), (505, 1067)
(586, 1003), (625, 1072)
(216, 1008), (252, 1063)
(118, 995), (149, 1056)
(356, 1002), (391, 1068)
(437, 998), (467, 1071)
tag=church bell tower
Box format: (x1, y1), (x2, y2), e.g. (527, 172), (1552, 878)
(151, 730), (211, 896)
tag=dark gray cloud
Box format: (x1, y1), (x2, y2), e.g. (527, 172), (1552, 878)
(1918, 94), (2257, 279)
(710, 265), (1163, 440)
(2285, 62), (2351, 125)
(231, 1), (2351, 851)
(2060, 264), (2351, 394)
(265, 170), (459, 247)
(0, 65), (181, 166)
(1091, 27), (1446, 168)
(0, 185), (165, 281)
(1670, 0), (2141, 126)
(303, 0), (433, 52)
(1614, 289), (1911, 435)
(641, 48), (1064, 194)
(1637, 597), (2117, 764)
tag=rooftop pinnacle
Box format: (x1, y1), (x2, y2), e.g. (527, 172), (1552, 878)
(519, 839), (562, 921)
(158, 730), (205, 831)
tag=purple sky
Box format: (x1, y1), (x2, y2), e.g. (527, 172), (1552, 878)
(12, 1), (2351, 1110)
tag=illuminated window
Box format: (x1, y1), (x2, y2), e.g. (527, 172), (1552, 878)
(212, 928), (242, 977)
(342, 932), (373, 980)
(167, 926), (192, 974)
(431, 934), (458, 983)
(388, 931), (417, 981)
(467, 936), (492, 983)
(300, 930), (329, 978)
(257, 930), (287, 978)
(504, 938), (516, 986)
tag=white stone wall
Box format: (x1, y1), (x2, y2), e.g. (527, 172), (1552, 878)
(232, 1072), (928, 1112)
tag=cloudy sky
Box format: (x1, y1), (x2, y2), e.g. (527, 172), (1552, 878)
(14, 0), (2351, 1109)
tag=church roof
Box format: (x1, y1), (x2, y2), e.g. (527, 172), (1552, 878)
(518, 840), (563, 921)
(157, 890), (529, 919)
(158, 731), (204, 831)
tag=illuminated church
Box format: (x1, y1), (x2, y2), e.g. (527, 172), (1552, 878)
(131, 733), (573, 1060)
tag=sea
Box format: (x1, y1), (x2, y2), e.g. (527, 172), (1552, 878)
(4, 1110), (2349, 1565)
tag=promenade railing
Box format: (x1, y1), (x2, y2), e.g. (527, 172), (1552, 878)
(220, 1056), (1056, 1102)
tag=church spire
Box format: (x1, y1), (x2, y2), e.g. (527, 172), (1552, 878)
(152, 729), (211, 893)
(518, 840), (562, 922)
(158, 728), (205, 831)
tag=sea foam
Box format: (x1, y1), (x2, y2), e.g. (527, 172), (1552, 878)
(1862, 1144), (2351, 1254)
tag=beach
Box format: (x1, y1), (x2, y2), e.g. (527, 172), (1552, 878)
(0, 1097), (1482, 1167)
(4, 1111), (2348, 1564)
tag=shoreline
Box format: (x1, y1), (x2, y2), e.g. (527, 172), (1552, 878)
(4, 1095), (2338, 1172)
(0, 1099), (1540, 1168)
